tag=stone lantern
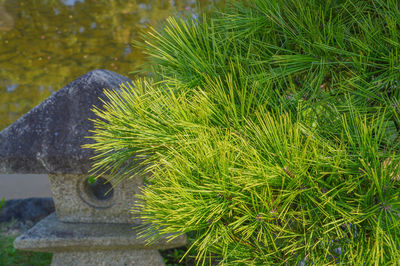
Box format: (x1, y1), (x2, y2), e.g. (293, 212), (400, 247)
(0, 70), (186, 265)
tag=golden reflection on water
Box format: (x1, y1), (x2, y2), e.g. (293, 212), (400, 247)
(0, 0), (220, 130)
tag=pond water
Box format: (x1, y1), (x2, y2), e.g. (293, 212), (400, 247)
(0, 0), (221, 130)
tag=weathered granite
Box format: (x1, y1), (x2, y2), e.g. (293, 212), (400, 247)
(0, 197), (54, 223)
(0, 69), (130, 175)
(14, 213), (186, 252)
(51, 250), (165, 266)
(48, 174), (142, 223)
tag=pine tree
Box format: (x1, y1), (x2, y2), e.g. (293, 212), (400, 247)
(86, 0), (400, 264)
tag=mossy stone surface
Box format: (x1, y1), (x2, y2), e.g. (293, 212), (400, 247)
(14, 213), (186, 252)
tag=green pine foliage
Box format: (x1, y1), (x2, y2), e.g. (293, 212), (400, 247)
(86, 0), (400, 264)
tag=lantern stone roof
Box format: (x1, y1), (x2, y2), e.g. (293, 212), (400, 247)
(0, 69), (130, 174)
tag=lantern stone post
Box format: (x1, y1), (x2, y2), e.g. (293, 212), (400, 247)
(0, 70), (186, 265)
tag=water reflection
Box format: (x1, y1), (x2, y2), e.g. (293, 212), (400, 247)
(0, 3), (14, 31)
(0, 0), (220, 130)
(63, 0), (84, 6)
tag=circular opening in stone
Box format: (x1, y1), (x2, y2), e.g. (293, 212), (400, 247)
(84, 177), (114, 201)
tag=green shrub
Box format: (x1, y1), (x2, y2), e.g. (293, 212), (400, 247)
(0, 197), (4, 210)
(86, 0), (400, 264)
(0, 230), (52, 266)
